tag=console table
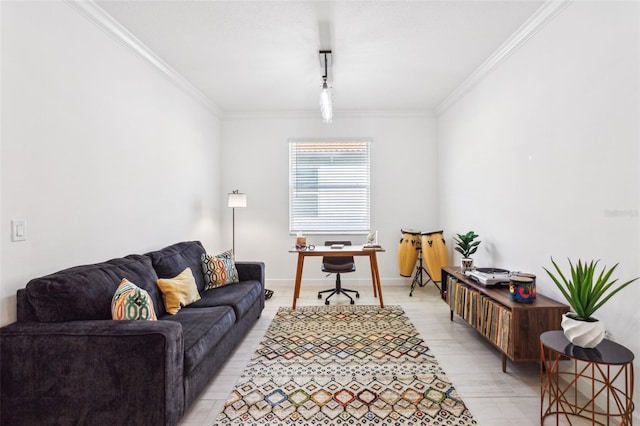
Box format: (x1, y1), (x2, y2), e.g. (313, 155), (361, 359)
(540, 330), (635, 425)
(441, 267), (569, 372)
(289, 246), (385, 310)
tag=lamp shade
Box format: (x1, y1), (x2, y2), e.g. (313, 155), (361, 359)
(227, 192), (247, 208)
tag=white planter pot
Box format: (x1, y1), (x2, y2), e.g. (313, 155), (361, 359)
(461, 258), (474, 271)
(561, 313), (605, 348)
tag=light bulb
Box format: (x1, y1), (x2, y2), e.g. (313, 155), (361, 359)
(319, 81), (333, 123)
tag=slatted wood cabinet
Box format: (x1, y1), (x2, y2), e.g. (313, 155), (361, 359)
(441, 267), (568, 372)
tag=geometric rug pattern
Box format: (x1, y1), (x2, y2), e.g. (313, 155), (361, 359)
(213, 305), (477, 425)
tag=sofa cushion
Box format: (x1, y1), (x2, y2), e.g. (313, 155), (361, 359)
(201, 250), (239, 290)
(111, 279), (158, 320)
(147, 241), (207, 291)
(25, 255), (161, 322)
(163, 306), (236, 374)
(190, 280), (263, 319)
(156, 267), (201, 315)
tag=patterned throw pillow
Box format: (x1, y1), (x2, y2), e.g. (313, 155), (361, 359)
(111, 279), (158, 321)
(201, 250), (239, 290)
(156, 267), (201, 315)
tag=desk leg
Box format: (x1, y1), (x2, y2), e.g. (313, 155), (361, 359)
(370, 253), (384, 308)
(292, 254), (304, 310)
(368, 254), (378, 298)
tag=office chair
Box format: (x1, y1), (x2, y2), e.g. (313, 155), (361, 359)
(318, 240), (359, 305)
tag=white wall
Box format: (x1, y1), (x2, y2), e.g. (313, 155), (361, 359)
(0, 1), (222, 326)
(221, 113), (438, 286)
(438, 0), (639, 409)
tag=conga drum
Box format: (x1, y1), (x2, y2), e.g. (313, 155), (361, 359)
(398, 229), (420, 277)
(509, 273), (536, 303)
(421, 230), (448, 282)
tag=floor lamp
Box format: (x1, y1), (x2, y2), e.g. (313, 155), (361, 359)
(227, 190), (246, 255)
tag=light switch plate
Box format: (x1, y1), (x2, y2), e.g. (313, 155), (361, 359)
(11, 219), (26, 242)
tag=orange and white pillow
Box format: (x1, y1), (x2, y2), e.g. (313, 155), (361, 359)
(111, 279), (157, 321)
(201, 250), (239, 290)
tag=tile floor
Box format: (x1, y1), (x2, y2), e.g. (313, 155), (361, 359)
(177, 279), (581, 425)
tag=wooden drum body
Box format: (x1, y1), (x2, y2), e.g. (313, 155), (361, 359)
(398, 229), (420, 277)
(421, 230), (448, 282)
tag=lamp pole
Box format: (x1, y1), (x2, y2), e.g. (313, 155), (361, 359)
(227, 190), (246, 255)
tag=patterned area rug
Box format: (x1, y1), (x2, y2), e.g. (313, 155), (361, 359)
(213, 305), (476, 425)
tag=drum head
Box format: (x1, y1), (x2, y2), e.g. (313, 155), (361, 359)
(516, 272), (536, 279)
(401, 228), (420, 235)
(511, 276), (534, 283)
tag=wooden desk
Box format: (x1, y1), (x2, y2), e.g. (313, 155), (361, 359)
(289, 245), (385, 309)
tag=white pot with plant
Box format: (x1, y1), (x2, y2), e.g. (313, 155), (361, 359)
(544, 258), (639, 348)
(454, 231), (480, 271)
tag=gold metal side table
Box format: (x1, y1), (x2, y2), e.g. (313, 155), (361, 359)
(540, 330), (634, 425)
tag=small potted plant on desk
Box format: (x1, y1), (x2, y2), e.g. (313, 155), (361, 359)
(454, 231), (480, 271)
(544, 258), (639, 348)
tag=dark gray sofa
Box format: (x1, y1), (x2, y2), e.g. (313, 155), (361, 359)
(0, 241), (265, 426)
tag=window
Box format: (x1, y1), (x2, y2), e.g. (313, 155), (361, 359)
(289, 139), (370, 234)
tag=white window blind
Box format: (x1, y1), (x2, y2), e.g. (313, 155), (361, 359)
(289, 139), (371, 234)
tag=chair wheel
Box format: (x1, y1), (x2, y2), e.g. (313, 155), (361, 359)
(356, 293), (360, 298)
(325, 300), (330, 305)
(350, 300), (355, 305)
(318, 293), (322, 299)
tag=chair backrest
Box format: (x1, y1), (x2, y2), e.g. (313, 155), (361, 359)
(322, 241), (355, 273)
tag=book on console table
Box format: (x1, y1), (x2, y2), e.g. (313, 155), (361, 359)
(363, 244), (383, 250)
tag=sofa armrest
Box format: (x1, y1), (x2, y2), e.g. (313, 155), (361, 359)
(236, 261), (265, 287)
(0, 320), (184, 426)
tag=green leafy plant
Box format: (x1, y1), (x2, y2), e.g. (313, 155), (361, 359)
(544, 258), (639, 321)
(454, 231), (481, 259)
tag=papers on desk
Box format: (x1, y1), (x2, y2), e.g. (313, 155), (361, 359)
(363, 244), (383, 250)
(330, 244), (344, 249)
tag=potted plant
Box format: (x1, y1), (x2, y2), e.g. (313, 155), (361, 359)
(544, 258), (639, 348)
(454, 231), (480, 271)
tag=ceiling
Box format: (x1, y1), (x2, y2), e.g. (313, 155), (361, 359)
(96, 0), (544, 114)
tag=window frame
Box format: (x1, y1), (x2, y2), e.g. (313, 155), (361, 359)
(289, 138), (371, 235)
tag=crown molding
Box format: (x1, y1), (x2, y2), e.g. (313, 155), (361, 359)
(435, 0), (572, 116)
(66, 0), (222, 117)
(66, 0), (569, 121)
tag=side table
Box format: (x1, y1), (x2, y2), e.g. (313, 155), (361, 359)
(540, 330), (635, 425)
